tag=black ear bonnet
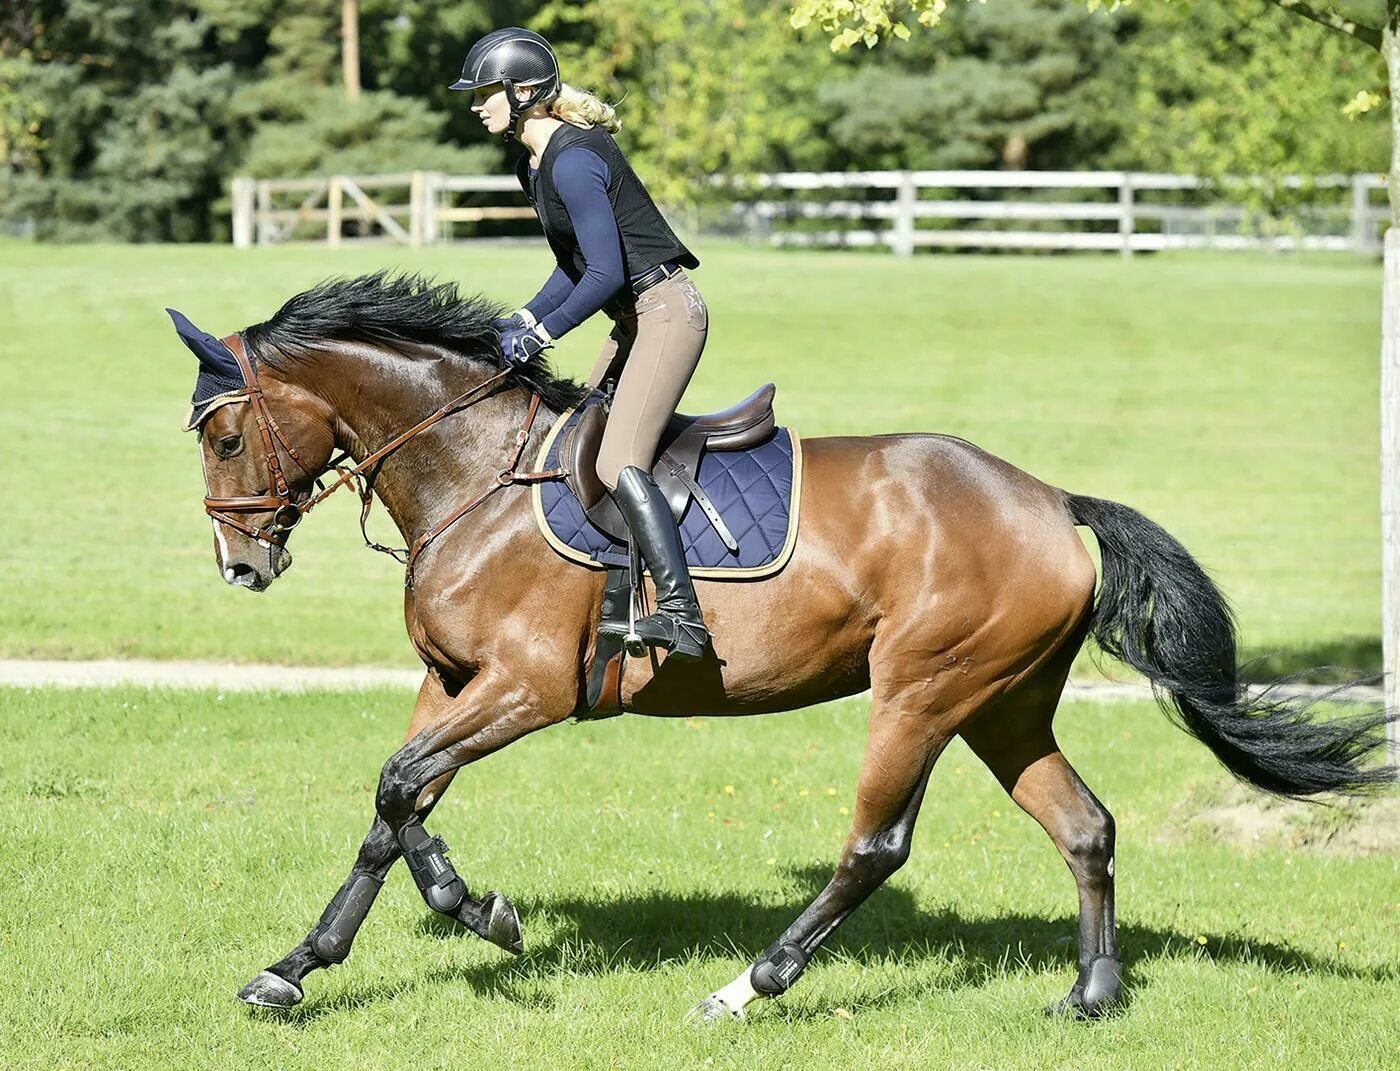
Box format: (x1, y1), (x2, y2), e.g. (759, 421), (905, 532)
(168, 307), (247, 431)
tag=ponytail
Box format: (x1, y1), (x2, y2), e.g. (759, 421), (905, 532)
(549, 83), (622, 133)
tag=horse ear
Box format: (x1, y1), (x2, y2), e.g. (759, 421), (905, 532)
(166, 307), (241, 379)
(169, 307), (249, 431)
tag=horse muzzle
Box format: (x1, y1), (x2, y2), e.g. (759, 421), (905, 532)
(221, 544), (292, 591)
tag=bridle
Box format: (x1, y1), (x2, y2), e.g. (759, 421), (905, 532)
(200, 333), (564, 584)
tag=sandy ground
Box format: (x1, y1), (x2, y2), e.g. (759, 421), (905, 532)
(0, 658), (1382, 702)
(0, 658), (424, 691)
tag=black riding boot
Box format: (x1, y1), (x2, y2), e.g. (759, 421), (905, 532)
(598, 466), (710, 661)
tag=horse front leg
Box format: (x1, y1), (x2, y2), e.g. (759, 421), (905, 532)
(373, 670), (568, 956)
(237, 669), (524, 1008)
(239, 813), (406, 1008)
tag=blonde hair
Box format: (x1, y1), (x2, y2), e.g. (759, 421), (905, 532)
(549, 83), (621, 133)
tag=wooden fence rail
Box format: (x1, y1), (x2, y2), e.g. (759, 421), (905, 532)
(231, 172), (536, 247)
(727, 171), (1386, 257)
(231, 170), (1387, 255)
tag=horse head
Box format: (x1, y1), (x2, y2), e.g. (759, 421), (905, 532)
(169, 308), (336, 591)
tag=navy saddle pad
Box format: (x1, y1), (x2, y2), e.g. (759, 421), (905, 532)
(532, 407), (802, 577)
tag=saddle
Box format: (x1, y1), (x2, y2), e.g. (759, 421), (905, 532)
(560, 383), (777, 549)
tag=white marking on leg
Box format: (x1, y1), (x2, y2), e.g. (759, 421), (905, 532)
(707, 967), (762, 1019)
(1107, 855), (1115, 878)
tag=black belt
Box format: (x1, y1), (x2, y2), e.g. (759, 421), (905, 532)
(630, 261), (683, 296)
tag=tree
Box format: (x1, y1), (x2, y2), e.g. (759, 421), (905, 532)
(815, 0), (1129, 172)
(791, 0), (1400, 750)
(534, 0), (838, 204)
(1110, 0), (1386, 230)
(1115, 1), (1385, 180)
(0, 0), (498, 240)
(2, 1), (242, 242)
(230, 0), (494, 183)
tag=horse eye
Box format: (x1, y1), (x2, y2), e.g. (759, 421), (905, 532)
(215, 434), (243, 459)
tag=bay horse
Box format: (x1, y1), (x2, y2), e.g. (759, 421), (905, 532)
(175, 271), (1392, 1020)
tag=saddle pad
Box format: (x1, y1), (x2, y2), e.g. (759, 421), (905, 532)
(531, 405), (802, 578)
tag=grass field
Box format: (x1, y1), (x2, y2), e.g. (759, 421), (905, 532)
(0, 241), (1383, 674)
(1, 684), (1395, 1070)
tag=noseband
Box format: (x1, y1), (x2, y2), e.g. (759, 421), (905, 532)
(200, 333), (563, 581)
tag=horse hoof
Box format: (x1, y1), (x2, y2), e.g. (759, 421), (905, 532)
(238, 970), (303, 1009)
(484, 892), (523, 955)
(1045, 992), (1089, 1019)
(1046, 956), (1123, 1020)
(686, 995), (745, 1025)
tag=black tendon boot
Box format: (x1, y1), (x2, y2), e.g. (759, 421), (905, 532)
(598, 466), (710, 661)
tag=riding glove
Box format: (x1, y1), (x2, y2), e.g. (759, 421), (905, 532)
(491, 308), (537, 333)
(499, 323), (553, 366)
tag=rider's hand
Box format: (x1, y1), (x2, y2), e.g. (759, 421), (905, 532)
(491, 308), (536, 334)
(499, 323), (553, 366)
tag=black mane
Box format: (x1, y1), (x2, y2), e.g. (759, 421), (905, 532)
(243, 270), (590, 413)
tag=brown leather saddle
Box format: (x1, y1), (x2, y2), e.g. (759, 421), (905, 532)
(561, 383), (777, 548)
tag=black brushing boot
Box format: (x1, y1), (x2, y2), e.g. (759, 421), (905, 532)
(598, 465), (710, 661)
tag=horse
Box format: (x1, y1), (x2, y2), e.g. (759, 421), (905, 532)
(173, 270), (1393, 1020)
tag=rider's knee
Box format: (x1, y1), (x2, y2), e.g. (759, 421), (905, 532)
(594, 453), (623, 492)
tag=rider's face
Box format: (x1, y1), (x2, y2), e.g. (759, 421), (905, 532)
(470, 83), (540, 137)
(470, 84), (510, 135)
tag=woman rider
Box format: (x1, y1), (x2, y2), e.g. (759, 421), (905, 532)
(450, 27), (711, 663)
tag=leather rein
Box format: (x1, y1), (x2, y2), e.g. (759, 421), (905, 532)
(201, 333), (565, 584)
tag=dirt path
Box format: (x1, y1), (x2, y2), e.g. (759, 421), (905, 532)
(0, 658), (1381, 702)
(0, 658), (423, 691)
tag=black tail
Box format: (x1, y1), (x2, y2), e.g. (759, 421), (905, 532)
(1067, 494), (1395, 798)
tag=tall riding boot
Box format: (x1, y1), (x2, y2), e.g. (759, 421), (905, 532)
(597, 466), (710, 661)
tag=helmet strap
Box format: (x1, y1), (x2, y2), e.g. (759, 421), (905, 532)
(500, 77), (558, 144)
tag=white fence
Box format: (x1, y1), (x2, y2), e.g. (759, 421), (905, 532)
(728, 171), (1387, 256)
(230, 172), (536, 248)
(231, 170), (1387, 255)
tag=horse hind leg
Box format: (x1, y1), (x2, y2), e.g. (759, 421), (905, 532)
(961, 704), (1121, 1018)
(690, 682), (964, 1022)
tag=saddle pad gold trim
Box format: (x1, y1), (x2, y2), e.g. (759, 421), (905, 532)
(530, 404), (803, 580)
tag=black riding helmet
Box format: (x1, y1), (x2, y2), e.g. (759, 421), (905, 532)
(450, 27), (561, 142)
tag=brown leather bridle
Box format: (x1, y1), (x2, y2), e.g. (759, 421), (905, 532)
(200, 333), (564, 584)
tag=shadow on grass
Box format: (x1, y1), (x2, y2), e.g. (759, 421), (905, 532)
(278, 863), (1393, 1023)
(1237, 636), (1382, 682)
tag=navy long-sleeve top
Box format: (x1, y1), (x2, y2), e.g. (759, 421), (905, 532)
(522, 146), (626, 339)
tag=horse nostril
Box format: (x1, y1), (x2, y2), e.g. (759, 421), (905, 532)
(224, 562), (256, 585)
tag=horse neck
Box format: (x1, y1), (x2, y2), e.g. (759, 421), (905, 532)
(285, 340), (536, 545)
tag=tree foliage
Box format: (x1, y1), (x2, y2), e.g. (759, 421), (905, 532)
(0, 0), (1390, 240)
(1, 0), (506, 240)
(534, 0), (836, 203)
(814, 0), (1129, 170)
(1112, 0), (1386, 178)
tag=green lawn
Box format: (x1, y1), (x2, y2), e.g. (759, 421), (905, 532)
(0, 241), (1382, 673)
(0, 685), (1394, 1070)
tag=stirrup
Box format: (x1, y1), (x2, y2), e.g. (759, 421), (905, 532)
(602, 609), (709, 662)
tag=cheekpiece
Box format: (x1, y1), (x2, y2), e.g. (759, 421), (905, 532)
(167, 307), (247, 431)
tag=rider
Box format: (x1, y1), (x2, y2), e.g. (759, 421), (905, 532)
(451, 27), (711, 663)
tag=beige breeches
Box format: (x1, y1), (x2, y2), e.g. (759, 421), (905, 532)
(584, 271), (708, 491)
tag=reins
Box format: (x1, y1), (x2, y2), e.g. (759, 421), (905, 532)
(202, 332), (566, 586)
